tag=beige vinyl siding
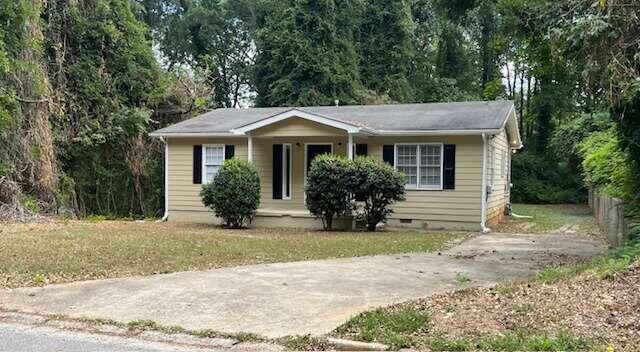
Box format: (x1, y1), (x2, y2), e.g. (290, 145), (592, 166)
(485, 130), (510, 224)
(363, 136), (483, 229)
(167, 137), (247, 213)
(251, 117), (346, 137)
(165, 122), (494, 230)
(252, 136), (347, 212)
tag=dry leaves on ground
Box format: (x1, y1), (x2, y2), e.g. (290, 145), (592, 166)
(396, 261), (640, 349)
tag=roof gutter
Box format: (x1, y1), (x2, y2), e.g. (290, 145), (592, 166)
(376, 129), (502, 136)
(149, 132), (238, 138)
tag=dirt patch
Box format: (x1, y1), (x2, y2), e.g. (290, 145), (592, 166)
(342, 261), (640, 349)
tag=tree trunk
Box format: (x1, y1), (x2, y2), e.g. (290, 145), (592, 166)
(17, 0), (58, 207)
(325, 215), (333, 231)
(519, 65), (525, 119)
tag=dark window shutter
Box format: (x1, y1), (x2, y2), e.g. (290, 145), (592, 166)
(193, 145), (202, 184)
(225, 145), (235, 159)
(272, 144), (283, 199)
(355, 144), (368, 156)
(383, 145), (394, 166)
(443, 144), (456, 190)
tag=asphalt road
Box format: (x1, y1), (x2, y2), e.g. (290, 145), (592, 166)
(0, 323), (213, 352)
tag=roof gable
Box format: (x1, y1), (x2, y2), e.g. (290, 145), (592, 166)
(230, 109), (368, 135)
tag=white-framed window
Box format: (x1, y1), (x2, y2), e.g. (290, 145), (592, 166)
(395, 143), (443, 189)
(202, 144), (225, 183)
(282, 143), (292, 200)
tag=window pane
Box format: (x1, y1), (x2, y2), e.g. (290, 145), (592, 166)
(205, 146), (224, 164)
(397, 145), (417, 166)
(420, 166), (440, 186)
(205, 165), (219, 182)
(397, 145), (417, 187)
(203, 146), (224, 182)
(418, 145), (441, 187)
(399, 166), (417, 186)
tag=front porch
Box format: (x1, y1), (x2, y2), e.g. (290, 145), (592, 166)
(244, 116), (367, 226)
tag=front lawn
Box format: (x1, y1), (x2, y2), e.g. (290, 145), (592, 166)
(0, 220), (468, 288)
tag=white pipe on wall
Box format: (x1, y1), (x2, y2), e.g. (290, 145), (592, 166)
(159, 137), (169, 222)
(480, 133), (490, 233)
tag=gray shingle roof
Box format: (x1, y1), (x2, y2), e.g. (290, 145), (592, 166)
(151, 100), (514, 135)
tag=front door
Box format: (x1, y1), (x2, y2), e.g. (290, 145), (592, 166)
(306, 144), (333, 174)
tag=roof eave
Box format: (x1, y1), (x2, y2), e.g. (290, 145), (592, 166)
(148, 132), (238, 138)
(376, 129), (502, 136)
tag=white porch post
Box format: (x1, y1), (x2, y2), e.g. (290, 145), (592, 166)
(247, 134), (253, 162)
(347, 133), (354, 160)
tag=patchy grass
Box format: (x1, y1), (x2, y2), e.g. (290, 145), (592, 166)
(277, 335), (329, 351)
(335, 241), (640, 351)
(454, 272), (471, 284)
(338, 309), (594, 351)
(0, 220), (469, 288)
(335, 307), (430, 349)
(495, 203), (597, 234)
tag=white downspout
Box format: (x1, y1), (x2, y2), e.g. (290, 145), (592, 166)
(347, 133), (354, 160)
(159, 137), (169, 222)
(480, 133), (490, 233)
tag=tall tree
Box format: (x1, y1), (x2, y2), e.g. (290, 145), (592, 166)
(44, 0), (164, 215)
(358, 0), (415, 102)
(434, 21), (476, 94)
(161, 0), (254, 108)
(253, 0), (375, 107)
(0, 0), (58, 207)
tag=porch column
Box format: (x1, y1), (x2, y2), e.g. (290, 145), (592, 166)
(247, 134), (253, 162)
(347, 133), (354, 160)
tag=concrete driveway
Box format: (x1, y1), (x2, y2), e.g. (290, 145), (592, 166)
(0, 233), (605, 338)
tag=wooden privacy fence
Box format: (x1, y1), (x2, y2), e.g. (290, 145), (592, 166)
(589, 190), (630, 246)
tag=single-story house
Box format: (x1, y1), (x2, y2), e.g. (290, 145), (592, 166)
(150, 100), (522, 231)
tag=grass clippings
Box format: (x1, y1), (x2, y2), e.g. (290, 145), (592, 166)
(0, 220), (469, 288)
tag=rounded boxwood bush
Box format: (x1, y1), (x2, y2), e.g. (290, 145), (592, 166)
(305, 154), (353, 230)
(200, 158), (260, 228)
(352, 156), (405, 231)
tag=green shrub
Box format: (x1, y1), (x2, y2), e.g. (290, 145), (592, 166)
(19, 194), (42, 214)
(579, 128), (631, 198)
(351, 156), (405, 231)
(305, 154), (353, 230)
(200, 158), (260, 228)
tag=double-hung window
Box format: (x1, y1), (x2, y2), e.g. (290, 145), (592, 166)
(202, 145), (225, 183)
(396, 144), (443, 189)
